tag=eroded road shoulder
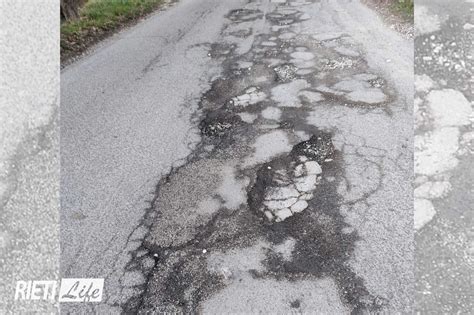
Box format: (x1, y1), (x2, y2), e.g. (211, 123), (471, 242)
(122, 0), (413, 313)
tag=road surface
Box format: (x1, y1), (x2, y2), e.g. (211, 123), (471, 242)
(415, 0), (473, 313)
(61, 0), (413, 313)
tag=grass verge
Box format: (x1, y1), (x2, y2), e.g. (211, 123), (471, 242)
(61, 0), (163, 63)
(392, 0), (414, 21)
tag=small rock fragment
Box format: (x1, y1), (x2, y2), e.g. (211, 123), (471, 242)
(295, 175), (317, 192)
(291, 200), (308, 213)
(305, 161), (322, 175)
(275, 208), (293, 222)
(300, 192), (314, 200)
(294, 164), (305, 177)
(264, 197), (298, 211)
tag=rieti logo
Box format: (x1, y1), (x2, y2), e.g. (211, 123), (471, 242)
(14, 278), (104, 302)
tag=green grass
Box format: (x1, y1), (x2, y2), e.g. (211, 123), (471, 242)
(62, 0), (162, 34)
(61, 0), (162, 56)
(393, 0), (414, 20)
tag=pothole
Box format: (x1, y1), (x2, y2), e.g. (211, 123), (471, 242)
(200, 110), (242, 137)
(315, 73), (390, 106)
(209, 43), (236, 58)
(227, 8), (263, 22)
(230, 87), (267, 108)
(321, 57), (356, 70)
(274, 63), (298, 82)
(291, 134), (335, 163)
(248, 134), (335, 223)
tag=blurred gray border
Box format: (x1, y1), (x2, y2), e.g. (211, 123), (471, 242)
(0, 0), (59, 313)
(415, 0), (473, 313)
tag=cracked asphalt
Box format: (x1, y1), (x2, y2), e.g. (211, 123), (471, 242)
(415, 0), (473, 313)
(61, 0), (413, 313)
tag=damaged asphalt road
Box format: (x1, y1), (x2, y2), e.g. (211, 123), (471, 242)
(61, 0), (413, 313)
(415, 0), (473, 313)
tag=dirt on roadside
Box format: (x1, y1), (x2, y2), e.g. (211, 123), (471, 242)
(361, 0), (414, 38)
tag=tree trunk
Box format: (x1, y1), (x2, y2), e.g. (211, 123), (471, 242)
(60, 0), (85, 21)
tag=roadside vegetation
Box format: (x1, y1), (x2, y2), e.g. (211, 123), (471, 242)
(392, 0), (414, 20)
(61, 0), (163, 62)
(361, 0), (413, 38)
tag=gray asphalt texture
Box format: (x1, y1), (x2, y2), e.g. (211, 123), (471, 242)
(415, 0), (474, 313)
(0, 0), (59, 313)
(61, 0), (414, 313)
